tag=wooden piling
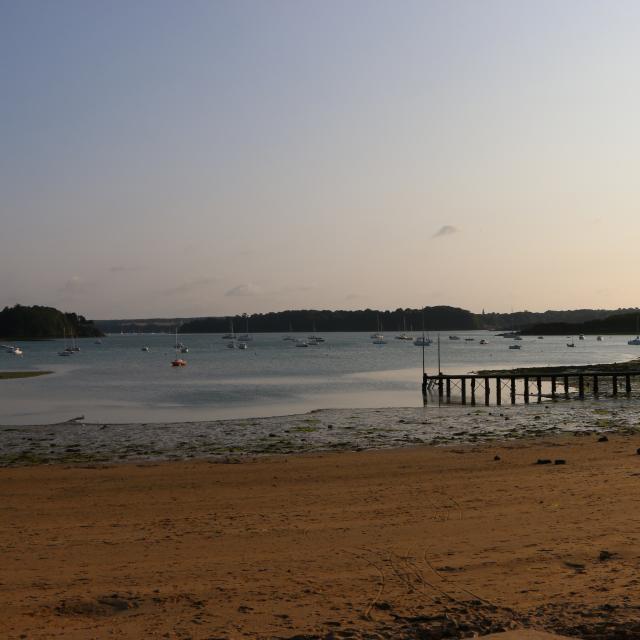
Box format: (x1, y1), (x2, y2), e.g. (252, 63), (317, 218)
(420, 368), (637, 406)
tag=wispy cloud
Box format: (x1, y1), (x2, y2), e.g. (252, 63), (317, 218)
(345, 293), (362, 301)
(161, 277), (219, 296)
(433, 225), (459, 238)
(225, 283), (260, 297)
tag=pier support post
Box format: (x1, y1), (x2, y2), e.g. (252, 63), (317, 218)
(578, 375), (585, 399)
(484, 377), (490, 406)
(524, 376), (530, 404)
(496, 377), (502, 405)
(564, 375), (570, 399)
(551, 376), (557, 400)
(612, 375), (618, 396)
(446, 377), (451, 402)
(536, 376), (542, 401)
(471, 378), (476, 405)
(461, 378), (467, 404)
(422, 373), (427, 405)
(626, 375), (632, 395)
(438, 375), (444, 400)
(510, 377), (516, 404)
(593, 375), (599, 396)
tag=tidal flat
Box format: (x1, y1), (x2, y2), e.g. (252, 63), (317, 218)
(2, 397), (640, 466)
(0, 371), (51, 381)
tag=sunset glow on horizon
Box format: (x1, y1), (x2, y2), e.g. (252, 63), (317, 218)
(2, 0), (640, 318)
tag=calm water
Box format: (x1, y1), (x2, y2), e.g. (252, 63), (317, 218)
(1, 331), (639, 424)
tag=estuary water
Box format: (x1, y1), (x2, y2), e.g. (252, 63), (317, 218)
(1, 331), (639, 425)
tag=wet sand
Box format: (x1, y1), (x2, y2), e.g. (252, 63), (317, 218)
(4, 398), (640, 466)
(3, 432), (640, 639)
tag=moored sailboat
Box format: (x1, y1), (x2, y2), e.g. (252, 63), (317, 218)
(171, 327), (187, 366)
(628, 316), (640, 345)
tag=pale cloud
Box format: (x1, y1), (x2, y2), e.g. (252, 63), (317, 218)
(225, 283), (260, 297)
(433, 225), (459, 238)
(60, 276), (93, 296)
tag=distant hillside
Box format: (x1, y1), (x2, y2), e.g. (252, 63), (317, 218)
(94, 318), (188, 334)
(0, 305), (103, 339)
(94, 306), (640, 334)
(480, 308), (639, 331)
(521, 311), (640, 336)
(180, 306), (478, 333)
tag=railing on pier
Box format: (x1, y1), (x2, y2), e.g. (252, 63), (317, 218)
(421, 371), (640, 406)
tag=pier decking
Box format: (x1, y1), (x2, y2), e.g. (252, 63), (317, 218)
(421, 370), (640, 405)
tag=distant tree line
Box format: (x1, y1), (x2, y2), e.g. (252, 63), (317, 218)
(180, 307), (478, 333)
(94, 318), (185, 334)
(0, 305), (103, 339)
(521, 311), (640, 336)
(91, 306), (640, 334)
(482, 307), (639, 331)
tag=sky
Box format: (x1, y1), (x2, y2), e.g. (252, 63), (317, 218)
(2, 0), (640, 319)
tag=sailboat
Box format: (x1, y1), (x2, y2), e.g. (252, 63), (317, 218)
(3, 344), (23, 355)
(238, 314), (253, 343)
(222, 318), (234, 339)
(567, 337), (576, 348)
(395, 315), (413, 340)
(59, 327), (73, 356)
(227, 319), (237, 349)
(307, 321), (324, 344)
(171, 328), (187, 366)
(283, 322), (296, 341)
(628, 316), (640, 345)
(371, 315), (385, 342)
(414, 310), (432, 346)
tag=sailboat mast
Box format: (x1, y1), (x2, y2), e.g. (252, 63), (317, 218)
(421, 309), (425, 375)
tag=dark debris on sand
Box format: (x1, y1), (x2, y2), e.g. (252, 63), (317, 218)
(279, 599), (640, 639)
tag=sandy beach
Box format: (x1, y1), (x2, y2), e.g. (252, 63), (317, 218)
(3, 429), (640, 639)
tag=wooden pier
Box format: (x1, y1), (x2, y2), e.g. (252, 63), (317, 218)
(421, 370), (640, 406)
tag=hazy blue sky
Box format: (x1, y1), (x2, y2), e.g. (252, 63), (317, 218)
(2, 0), (640, 318)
